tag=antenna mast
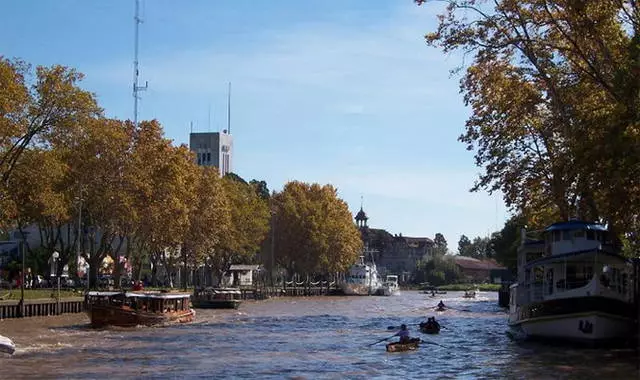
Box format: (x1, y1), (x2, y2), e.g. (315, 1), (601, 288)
(227, 82), (231, 134)
(133, 0), (148, 128)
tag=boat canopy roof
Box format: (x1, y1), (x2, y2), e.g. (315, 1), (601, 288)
(544, 220), (607, 232)
(196, 287), (241, 294)
(87, 291), (191, 299)
(524, 248), (630, 269)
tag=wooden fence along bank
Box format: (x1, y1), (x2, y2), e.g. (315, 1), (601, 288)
(0, 297), (85, 319)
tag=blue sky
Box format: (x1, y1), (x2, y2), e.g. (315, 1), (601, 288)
(1, 0), (509, 247)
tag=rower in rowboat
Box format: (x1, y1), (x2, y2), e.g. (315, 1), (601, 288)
(436, 300), (446, 311)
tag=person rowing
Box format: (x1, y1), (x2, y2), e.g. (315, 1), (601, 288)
(393, 324), (412, 344)
(437, 300), (446, 311)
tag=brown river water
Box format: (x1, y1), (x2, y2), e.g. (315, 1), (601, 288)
(1, 291), (638, 379)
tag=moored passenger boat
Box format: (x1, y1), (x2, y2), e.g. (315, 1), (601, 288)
(85, 291), (195, 328)
(192, 287), (242, 309)
(508, 220), (635, 345)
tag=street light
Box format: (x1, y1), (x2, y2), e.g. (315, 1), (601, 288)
(270, 210), (276, 288)
(52, 251), (60, 315)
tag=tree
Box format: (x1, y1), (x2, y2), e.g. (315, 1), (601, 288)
(0, 58), (100, 230)
(271, 181), (363, 277)
(249, 179), (270, 200)
(415, 255), (461, 286)
(128, 120), (198, 287)
(433, 232), (448, 256)
(211, 175), (270, 284)
(416, 0), (640, 242)
(491, 214), (527, 273)
(182, 167), (231, 289)
(457, 235), (471, 256)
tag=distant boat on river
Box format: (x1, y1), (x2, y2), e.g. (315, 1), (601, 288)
(340, 253), (382, 296)
(85, 291), (195, 328)
(192, 287), (242, 309)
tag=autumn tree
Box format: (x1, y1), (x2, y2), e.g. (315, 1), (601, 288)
(0, 58), (100, 230)
(416, 0), (640, 242)
(182, 167), (231, 289)
(210, 174), (270, 285)
(128, 120), (198, 287)
(271, 181), (363, 278)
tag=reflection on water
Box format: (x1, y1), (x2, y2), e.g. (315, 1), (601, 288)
(1, 291), (638, 379)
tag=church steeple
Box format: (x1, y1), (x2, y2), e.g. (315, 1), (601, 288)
(354, 196), (368, 228)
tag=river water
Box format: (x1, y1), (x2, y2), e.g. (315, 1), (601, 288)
(1, 291), (638, 379)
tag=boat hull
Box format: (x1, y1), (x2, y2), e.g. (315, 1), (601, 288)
(419, 324), (440, 334)
(87, 305), (196, 328)
(0, 335), (15, 355)
(386, 339), (420, 352)
(341, 283), (376, 296)
(509, 311), (633, 344)
(380, 287), (400, 296)
(192, 299), (241, 309)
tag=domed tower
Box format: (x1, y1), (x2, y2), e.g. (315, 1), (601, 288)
(354, 196), (368, 228)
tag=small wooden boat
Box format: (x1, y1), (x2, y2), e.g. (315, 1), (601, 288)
(85, 291), (195, 328)
(463, 290), (477, 298)
(0, 334), (15, 355)
(192, 287), (242, 309)
(419, 323), (441, 334)
(386, 338), (421, 352)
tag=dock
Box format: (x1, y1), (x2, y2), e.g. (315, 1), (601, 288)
(0, 297), (85, 319)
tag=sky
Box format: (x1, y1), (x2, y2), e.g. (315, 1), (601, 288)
(0, 0), (510, 247)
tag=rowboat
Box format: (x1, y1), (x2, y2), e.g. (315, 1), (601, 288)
(85, 291), (195, 328)
(0, 334), (15, 355)
(385, 338), (420, 352)
(419, 323), (441, 334)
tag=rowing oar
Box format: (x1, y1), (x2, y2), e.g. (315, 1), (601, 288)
(420, 337), (448, 349)
(387, 323), (420, 330)
(387, 323), (452, 331)
(368, 335), (394, 346)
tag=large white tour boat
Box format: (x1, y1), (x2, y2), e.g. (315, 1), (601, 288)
(341, 253), (382, 296)
(508, 220), (635, 345)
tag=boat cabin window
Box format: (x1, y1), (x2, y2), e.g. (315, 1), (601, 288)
(562, 231), (572, 241)
(586, 230), (595, 240)
(564, 265), (591, 290)
(573, 230), (585, 238)
(553, 231), (561, 242)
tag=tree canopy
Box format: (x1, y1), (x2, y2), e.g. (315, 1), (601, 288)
(271, 181), (363, 277)
(417, 0), (640, 245)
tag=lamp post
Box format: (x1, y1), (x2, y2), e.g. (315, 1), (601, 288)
(19, 240), (24, 317)
(52, 251), (60, 315)
(270, 210), (276, 288)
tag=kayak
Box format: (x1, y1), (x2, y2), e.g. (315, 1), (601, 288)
(419, 323), (441, 334)
(386, 338), (420, 352)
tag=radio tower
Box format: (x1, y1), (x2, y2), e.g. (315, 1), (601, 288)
(133, 0), (148, 128)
